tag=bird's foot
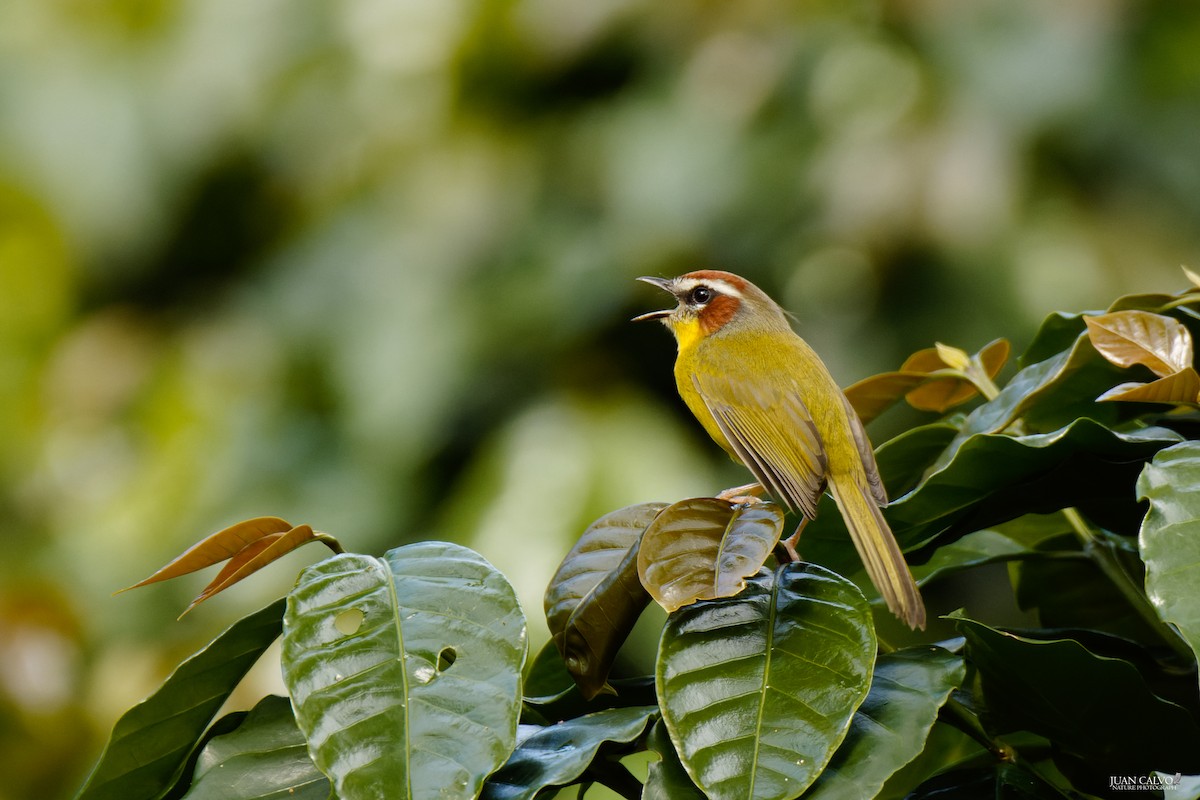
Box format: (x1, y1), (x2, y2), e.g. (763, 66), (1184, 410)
(774, 518), (809, 564)
(716, 482), (766, 507)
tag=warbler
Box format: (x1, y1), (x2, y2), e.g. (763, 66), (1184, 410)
(635, 270), (925, 629)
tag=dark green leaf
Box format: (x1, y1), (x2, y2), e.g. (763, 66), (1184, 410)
(638, 498), (784, 612)
(803, 419), (1180, 575)
(544, 502), (664, 699)
(873, 421), (959, 500)
(658, 563), (876, 800)
(281, 544), (527, 800)
(75, 599), (285, 800)
(480, 705), (658, 800)
(184, 695), (327, 800)
(874, 723), (987, 800)
(803, 647), (964, 800)
(888, 419), (1178, 550)
(1014, 532), (1169, 645)
(955, 613), (1200, 776)
(910, 529), (1032, 587)
(523, 641), (576, 705)
(1138, 441), (1200, 674)
(643, 720), (705, 800)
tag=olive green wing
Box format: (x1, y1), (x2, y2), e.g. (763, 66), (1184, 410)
(691, 370), (828, 518)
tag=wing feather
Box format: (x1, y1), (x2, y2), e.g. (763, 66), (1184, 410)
(692, 371), (827, 517)
(843, 393), (888, 506)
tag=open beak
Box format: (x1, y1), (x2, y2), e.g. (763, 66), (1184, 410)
(632, 276), (675, 322)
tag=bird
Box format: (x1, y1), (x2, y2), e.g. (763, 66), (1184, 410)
(634, 269), (925, 629)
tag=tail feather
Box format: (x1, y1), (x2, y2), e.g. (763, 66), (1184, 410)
(829, 477), (926, 630)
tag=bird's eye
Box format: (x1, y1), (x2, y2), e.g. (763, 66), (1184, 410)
(689, 285), (713, 305)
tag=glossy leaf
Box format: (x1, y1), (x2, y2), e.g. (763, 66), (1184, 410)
(638, 498), (784, 612)
(955, 613), (1200, 776)
(184, 695), (327, 800)
(119, 516), (335, 614)
(644, 720), (706, 800)
(1014, 534), (1166, 645)
(1084, 310), (1193, 377)
(909, 529), (1032, 587)
(872, 421), (959, 499)
(281, 543), (527, 800)
(946, 326), (1148, 454)
(480, 705), (658, 800)
(804, 647), (965, 800)
(1137, 442), (1200, 673)
(658, 563), (876, 800)
(544, 502), (665, 699)
(1098, 367), (1200, 404)
(802, 418), (1181, 575)
(75, 600), (285, 800)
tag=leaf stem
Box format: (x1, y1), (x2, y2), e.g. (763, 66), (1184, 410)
(1061, 508), (1193, 661)
(313, 533), (346, 555)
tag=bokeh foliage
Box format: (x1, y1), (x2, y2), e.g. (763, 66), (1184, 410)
(2, 1), (1200, 798)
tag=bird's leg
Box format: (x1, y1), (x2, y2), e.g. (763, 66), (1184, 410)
(716, 481), (766, 506)
(774, 517), (810, 564)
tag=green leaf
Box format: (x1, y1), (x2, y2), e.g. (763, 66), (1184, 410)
(1138, 441), (1200, 674)
(281, 543), (527, 800)
(657, 563), (876, 800)
(544, 502), (665, 699)
(1014, 534), (1166, 645)
(888, 419), (1178, 550)
(480, 705), (658, 800)
(910, 529), (1032, 586)
(638, 498), (784, 612)
(644, 721), (706, 800)
(75, 599), (285, 800)
(184, 695), (327, 800)
(954, 613), (1200, 777)
(803, 419), (1181, 575)
(875, 723), (987, 800)
(803, 647), (964, 800)
(872, 421), (959, 500)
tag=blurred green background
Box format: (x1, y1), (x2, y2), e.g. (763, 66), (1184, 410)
(2, 1), (1199, 796)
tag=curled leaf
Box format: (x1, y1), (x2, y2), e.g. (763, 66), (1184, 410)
(905, 339), (1010, 412)
(844, 339), (1009, 423)
(118, 517), (339, 615)
(1084, 310), (1193, 378)
(637, 498), (784, 613)
(1098, 368), (1200, 405)
(544, 503), (665, 699)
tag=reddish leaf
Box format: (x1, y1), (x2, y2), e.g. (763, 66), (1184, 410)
(183, 525), (319, 614)
(119, 517), (294, 591)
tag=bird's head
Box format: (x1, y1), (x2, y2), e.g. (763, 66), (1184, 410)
(633, 270), (788, 348)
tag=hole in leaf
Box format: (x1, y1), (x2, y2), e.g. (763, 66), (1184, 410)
(334, 608), (364, 635)
(437, 646), (457, 672)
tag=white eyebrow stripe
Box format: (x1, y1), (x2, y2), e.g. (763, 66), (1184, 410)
(674, 278), (744, 299)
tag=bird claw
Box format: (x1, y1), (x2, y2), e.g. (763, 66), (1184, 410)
(716, 482), (766, 506)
